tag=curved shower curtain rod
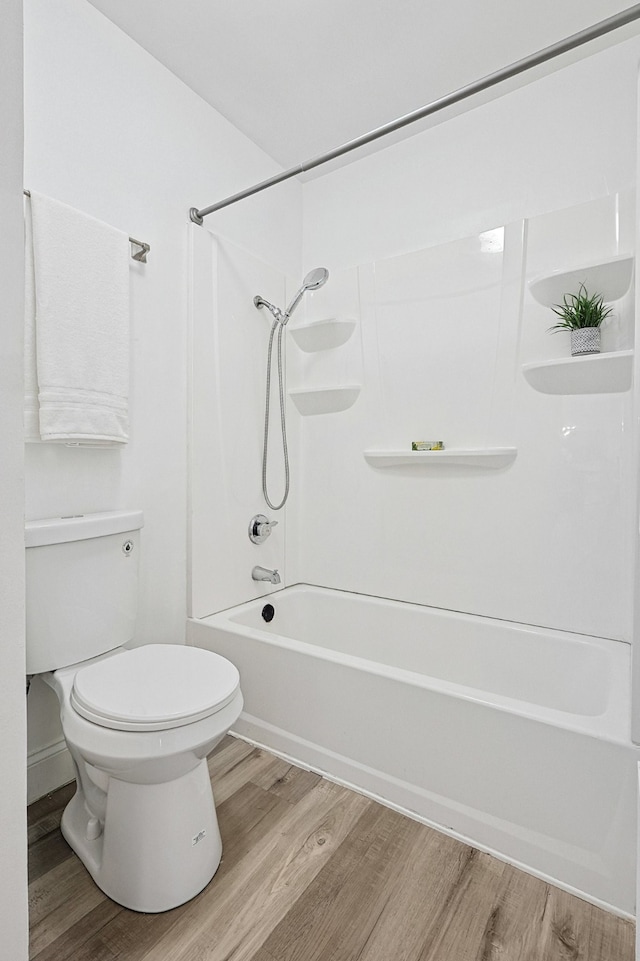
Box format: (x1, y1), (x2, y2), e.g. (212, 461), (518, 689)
(189, 3), (640, 225)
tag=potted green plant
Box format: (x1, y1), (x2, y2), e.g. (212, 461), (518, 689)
(548, 283), (613, 356)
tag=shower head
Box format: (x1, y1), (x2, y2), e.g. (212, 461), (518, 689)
(302, 267), (330, 291)
(253, 267), (329, 326)
(283, 266), (329, 320)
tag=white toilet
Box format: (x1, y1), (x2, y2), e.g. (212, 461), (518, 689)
(25, 510), (243, 913)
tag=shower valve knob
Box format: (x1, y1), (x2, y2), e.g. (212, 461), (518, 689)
(249, 514), (278, 544)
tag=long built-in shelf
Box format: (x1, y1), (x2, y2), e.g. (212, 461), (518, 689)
(528, 255), (634, 308)
(363, 448), (517, 469)
(522, 349), (633, 394)
(289, 318), (356, 352)
(289, 385), (361, 415)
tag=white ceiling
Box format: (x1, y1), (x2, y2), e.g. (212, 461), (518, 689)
(86, 0), (637, 170)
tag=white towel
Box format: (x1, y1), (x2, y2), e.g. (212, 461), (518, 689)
(25, 192), (130, 445)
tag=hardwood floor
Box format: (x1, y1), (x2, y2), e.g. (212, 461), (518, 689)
(28, 735), (635, 961)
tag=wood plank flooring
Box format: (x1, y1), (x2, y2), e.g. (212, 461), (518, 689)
(28, 735), (635, 961)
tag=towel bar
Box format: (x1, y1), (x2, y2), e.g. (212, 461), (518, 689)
(23, 189), (150, 263)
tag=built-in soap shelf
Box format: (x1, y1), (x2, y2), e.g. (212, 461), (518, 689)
(363, 448), (517, 469)
(528, 255), (634, 307)
(522, 349), (633, 394)
(289, 385), (360, 415)
(289, 318), (356, 352)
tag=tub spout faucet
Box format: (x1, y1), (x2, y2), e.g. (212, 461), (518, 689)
(252, 566), (281, 585)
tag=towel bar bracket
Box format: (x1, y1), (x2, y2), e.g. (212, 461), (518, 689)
(129, 238), (150, 263)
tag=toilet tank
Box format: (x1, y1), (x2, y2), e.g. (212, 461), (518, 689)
(25, 510), (144, 674)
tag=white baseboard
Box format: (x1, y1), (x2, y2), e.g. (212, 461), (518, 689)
(27, 739), (75, 804)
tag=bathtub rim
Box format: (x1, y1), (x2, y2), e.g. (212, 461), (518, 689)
(190, 583), (631, 746)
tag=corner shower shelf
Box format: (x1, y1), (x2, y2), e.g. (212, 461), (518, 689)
(528, 255), (634, 307)
(289, 318), (356, 352)
(363, 448), (517, 469)
(289, 385), (361, 415)
(522, 349), (633, 394)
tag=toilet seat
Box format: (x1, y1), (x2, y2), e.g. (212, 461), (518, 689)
(70, 644), (240, 732)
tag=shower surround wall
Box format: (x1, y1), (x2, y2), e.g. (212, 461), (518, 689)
(286, 195), (635, 640)
(188, 33), (640, 638)
(188, 229), (292, 618)
(24, 0), (302, 800)
(295, 36), (640, 635)
(186, 38), (640, 643)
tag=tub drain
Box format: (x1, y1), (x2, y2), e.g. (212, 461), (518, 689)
(262, 604), (275, 623)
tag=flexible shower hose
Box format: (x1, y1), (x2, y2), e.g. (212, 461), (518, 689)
(262, 318), (289, 510)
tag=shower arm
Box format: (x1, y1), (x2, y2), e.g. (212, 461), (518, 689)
(189, 3), (640, 224)
(254, 295), (286, 324)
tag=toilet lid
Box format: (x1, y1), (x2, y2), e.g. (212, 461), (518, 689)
(71, 645), (240, 732)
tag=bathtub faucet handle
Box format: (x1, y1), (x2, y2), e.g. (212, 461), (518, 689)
(249, 514), (279, 544)
(259, 518), (278, 535)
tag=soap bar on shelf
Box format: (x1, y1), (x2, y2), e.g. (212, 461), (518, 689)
(411, 441), (444, 451)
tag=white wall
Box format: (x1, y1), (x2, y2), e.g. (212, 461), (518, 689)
(290, 36), (640, 642)
(24, 0), (302, 797)
(0, 0), (29, 955)
(303, 35), (640, 268)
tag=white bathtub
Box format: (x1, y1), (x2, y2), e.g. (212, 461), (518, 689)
(188, 584), (638, 916)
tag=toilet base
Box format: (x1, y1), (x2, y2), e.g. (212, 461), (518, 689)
(62, 758), (222, 912)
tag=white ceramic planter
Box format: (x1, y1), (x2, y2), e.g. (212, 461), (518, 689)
(570, 327), (601, 356)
